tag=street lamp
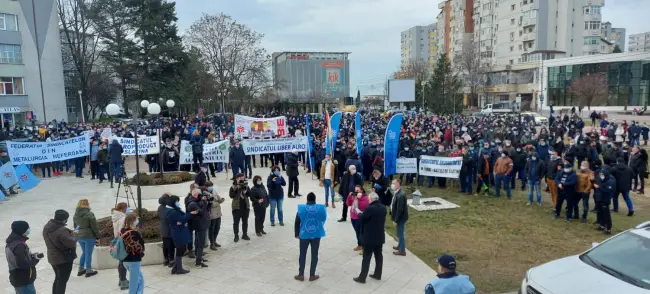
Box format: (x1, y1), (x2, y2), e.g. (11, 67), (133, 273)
(77, 90), (85, 123)
(147, 102), (163, 176)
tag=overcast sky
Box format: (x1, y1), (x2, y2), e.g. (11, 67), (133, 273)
(174, 0), (650, 95)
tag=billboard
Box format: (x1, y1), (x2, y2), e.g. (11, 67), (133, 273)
(322, 62), (345, 92)
(388, 79), (416, 102)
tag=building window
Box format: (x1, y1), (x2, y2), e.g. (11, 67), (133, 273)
(0, 13), (18, 31)
(0, 44), (22, 64)
(67, 106), (76, 114)
(583, 36), (599, 45)
(510, 46), (514, 52)
(584, 6), (601, 15)
(511, 18), (515, 25)
(585, 21), (600, 30)
(511, 4), (516, 11)
(0, 77), (24, 95)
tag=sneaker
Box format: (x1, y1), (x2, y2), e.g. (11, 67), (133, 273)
(565, 219), (572, 223)
(242, 235), (250, 241)
(628, 211), (635, 217)
(85, 269), (98, 277)
(195, 263), (208, 268)
(119, 280), (129, 290)
(526, 202), (532, 206)
(279, 222), (285, 226)
(234, 235), (239, 242)
(77, 269), (86, 276)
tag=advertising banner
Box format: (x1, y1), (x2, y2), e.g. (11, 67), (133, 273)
(322, 61), (345, 92)
(396, 158), (418, 174)
(234, 115), (288, 138)
(242, 137), (308, 155)
(7, 135), (90, 165)
(114, 135), (160, 155)
(418, 156), (463, 179)
(383, 113), (403, 176)
(179, 140), (230, 165)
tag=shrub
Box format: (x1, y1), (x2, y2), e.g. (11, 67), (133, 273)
(179, 172), (193, 181)
(127, 171), (194, 186)
(150, 178), (165, 185)
(167, 175), (183, 184)
(96, 208), (162, 246)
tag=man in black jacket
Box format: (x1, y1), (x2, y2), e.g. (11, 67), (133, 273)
(5, 220), (41, 293)
(595, 169), (616, 234)
(353, 193), (386, 284)
(630, 147), (648, 194)
(391, 179), (408, 256)
(229, 141), (246, 180)
(545, 150), (562, 208)
(338, 165), (363, 222)
(286, 149), (301, 198)
(610, 157), (635, 216)
(525, 152), (546, 206)
(187, 189), (211, 268)
(371, 170), (390, 206)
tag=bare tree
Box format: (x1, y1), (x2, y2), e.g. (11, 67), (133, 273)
(569, 73), (608, 110)
(458, 39), (491, 107)
(393, 59), (431, 82)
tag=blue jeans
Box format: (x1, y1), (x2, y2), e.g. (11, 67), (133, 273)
(75, 161), (84, 177)
(269, 198), (284, 224)
(323, 179), (335, 203)
(528, 180), (542, 204)
(613, 191), (635, 212)
(511, 167), (527, 189)
(14, 283), (35, 294)
(112, 163), (122, 182)
(417, 176), (434, 187)
(77, 238), (96, 269)
(123, 261), (144, 294)
(460, 175), (472, 193)
(298, 238), (321, 276)
(396, 221), (406, 253)
(632, 137), (640, 146)
(495, 174), (512, 199)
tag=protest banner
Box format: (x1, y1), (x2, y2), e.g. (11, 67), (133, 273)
(396, 158), (418, 174)
(418, 156), (463, 179)
(15, 164), (39, 192)
(234, 115), (288, 138)
(7, 135), (90, 165)
(101, 128), (112, 139)
(241, 137), (308, 155)
(114, 135), (160, 155)
(179, 140), (230, 165)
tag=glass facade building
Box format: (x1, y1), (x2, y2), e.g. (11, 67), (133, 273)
(547, 59), (650, 106)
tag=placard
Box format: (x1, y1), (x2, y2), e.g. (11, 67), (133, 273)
(7, 135), (90, 165)
(396, 158), (418, 174)
(179, 140), (230, 164)
(241, 137), (308, 155)
(419, 156), (463, 179)
(114, 135), (160, 155)
(234, 115), (288, 138)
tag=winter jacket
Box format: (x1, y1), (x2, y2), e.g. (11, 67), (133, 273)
(494, 156), (513, 175)
(209, 190), (225, 219)
(555, 170), (578, 195)
(359, 200), (387, 248)
(229, 146), (246, 166)
(43, 219), (77, 266)
(119, 228), (144, 262)
(286, 153), (300, 177)
(5, 233), (39, 287)
(345, 193), (369, 220)
(512, 151), (527, 169)
(266, 173), (286, 200)
(319, 160), (336, 184)
(338, 171), (363, 197)
(460, 153), (474, 176)
(109, 141), (124, 164)
(390, 189), (408, 223)
(595, 170), (616, 203)
(194, 171), (206, 187)
(525, 158), (545, 181)
(190, 135), (204, 154)
(611, 163), (634, 193)
(111, 210), (126, 237)
(73, 207), (100, 239)
(249, 184), (270, 208)
(576, 169), (594, 194)
(630, 151), (648, 175)
(545, 157), (562, 179)
(158, 198), (172, 239)
(187, 196), (211, 230)
(371, 175), (390, 206)
(166, 207), (191, 245)
(229, 181), (251, 210)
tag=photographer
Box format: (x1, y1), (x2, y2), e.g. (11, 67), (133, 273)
(43, 210), (77, 294)
(229, 173), (251, 242)
(109, 139), (124, 183)
(5, 220), (41, 294)
(187, 188), (212, 268)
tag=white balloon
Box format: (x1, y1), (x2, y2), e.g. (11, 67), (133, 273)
(166, 99), (175, 108)
(147, 103), (161, 115)
(106, 104), (120, 116)
(140, 100), (150, 108)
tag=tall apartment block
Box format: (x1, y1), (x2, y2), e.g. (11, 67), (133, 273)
(400, 23), (438, 68)
(600, 21), (626, 51)
(629, 32), (650, 52)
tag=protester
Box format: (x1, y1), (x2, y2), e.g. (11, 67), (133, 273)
(525, 152), (545, 206)
(97, 142), (109, 183)
(190, 130), (204, 172)
(294, 192), (326, 282)
(391, 179), (408, 256)
(109, 139), (124, 183)
(6, 220), (41, 294)
(267, 166), (286, 226)
(157, 194), (175, 267)
(630, 147), (648, 195)
(121, 213), (145, 294)
(545, 150), (562, 207)
(195, 165), (207, 188)
(424, 254), (476, 294)
(230, 173), (251, 242)
(494, 149), (513, 199)
(187, 188), (211, 268)
(346, 184), (369, 253)
(286, 149), (302, 198)
(338, 165), (363, 222)
(554, 163), (578, 221)
(111, 202), (129, 289)
(229, 140), (246, 178)
(43, 210), (77, 294)
(595, 169), (615, 235)
(319, 153), (337, 207)
(353, 192), (386, 284)
(73, 199), (100, 277)
(371, 169), (390, 206)
(207, 181), (225, 250)
(610, 157), (635, 216)
(576, 161), (594, 222)
(167, 195), (197, 274)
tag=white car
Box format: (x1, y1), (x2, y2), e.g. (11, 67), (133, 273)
(520, 221), (650, 294)
(522, 112), (548, 125)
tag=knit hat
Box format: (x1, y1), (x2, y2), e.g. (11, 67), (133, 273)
(11, 221), (29, 235)
(54, 210), (69, 222)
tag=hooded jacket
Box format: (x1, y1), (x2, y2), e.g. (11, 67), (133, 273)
(158, 196), (172, 239)
(111, 210), (126, 237)
(611, 163), (633, 193)
(73, 207), (100, 239)
(43, 219), (77, 266)
(109, 140), (124, 164)
(595, 170), (616, 203)
(249, 183), (270, 208)
(5, 232), (39, 287)
(209, 189), (225, 219)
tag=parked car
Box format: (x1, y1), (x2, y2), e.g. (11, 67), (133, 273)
(521, 112), (548, 125)
(520, 221), (650, 294)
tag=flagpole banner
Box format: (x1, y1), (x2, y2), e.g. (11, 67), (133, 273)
(305, 114), (315, 170)
(383, 113), (403, 176)
(14, 164), (39, 192)
(242, 137), (308, 155)
(234, 115), (288, 138)
(329, 112), (342, 157)
(7, 135), (90, 165)
(325, 111), (332, 155)
(115, 135), (160, 155)
(396, 158), (418, 174)
(418, 156), (463, 179)
(355, 111), (362, 157)
(179, 140), (230, 165)
(0, 164), (18, 196)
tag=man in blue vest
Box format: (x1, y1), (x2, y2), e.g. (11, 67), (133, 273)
(294, 192), (327, 282)
(425, 254), (476, 294)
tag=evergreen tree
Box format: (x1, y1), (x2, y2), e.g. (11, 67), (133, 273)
(355, 89), (361, 106)
(613, 45), (623, 53)
(424, 54), (462, 114)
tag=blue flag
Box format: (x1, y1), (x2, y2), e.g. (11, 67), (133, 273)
(327, 112), (342, 156)
(15, 164), (40, 192)
(0, 163), (18, 195)
(384, 113), (404, 176)
(355, 111), (362, 157)
(305, 114), (315, 171)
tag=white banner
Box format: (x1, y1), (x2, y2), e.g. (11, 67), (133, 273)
(418, 156), (463, 179)
(234, 115), (288, 138)
(114, 135), (160, 155)
(7, 135), (90, 165)
(242, 137), (308, 155)
(101, 128), (112, 139)
(396, 158), (418, 174)
(179, 140), (230, 165)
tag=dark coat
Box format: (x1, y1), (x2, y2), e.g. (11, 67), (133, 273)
(391, 189), (408, 223)
(194, 171), (206, 187)
(359, 201), (386, 247)
(42, 219), (77, 266)
(249, 184), (270, 208)
(266, 173), (286, 199)
(5, 233), (39, 287)
(630, 151), (648, 176)
(371, 176), (390, 206)
(187, 196), (210, 230)
(229, 146), (246, 166)
(286, 153), (300, 177)
(338, 171), (363, 196)
(610, 163), (634, 193)
(595, 170), (616, 203)
(166, 208), (192, 245)
(157, 202), (172, 239)
(525, 158), (546, 181)
(109, 141), (123, 164)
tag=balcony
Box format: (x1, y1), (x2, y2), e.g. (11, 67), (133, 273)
(583, 13), (602, 22)
(582, 29), (601, 37)
(522, 32), (536, 41)
(582, 44), (600, 52)
(585, 0), (605, 6)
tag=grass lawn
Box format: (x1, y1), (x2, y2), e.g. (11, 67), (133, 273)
(381, 180), (650, 294)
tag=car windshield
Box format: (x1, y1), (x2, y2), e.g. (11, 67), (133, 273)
(581, 231), (650, 289)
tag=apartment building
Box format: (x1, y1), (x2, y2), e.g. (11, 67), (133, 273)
(400, 23), (438, 68)
(629, 32), (650, 52)
(436, 0), (474, 65)
(0, 0), (67, 125)
(600, 21), (626, 51)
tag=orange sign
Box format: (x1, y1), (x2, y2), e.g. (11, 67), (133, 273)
(322, 61), (344, 68)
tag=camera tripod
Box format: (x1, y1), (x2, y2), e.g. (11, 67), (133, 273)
(114, 165), (138, 210)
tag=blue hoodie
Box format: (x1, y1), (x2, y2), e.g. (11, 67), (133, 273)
(536, 144), (550, 161)
(596, 169), (616, 203)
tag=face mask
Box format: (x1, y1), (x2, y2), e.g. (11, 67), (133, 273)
(501, 153), (506, 158)
(600, 176), (605, 180)
(209, 187), (214, 192)
(390, 184), (396, 191)
(404, 147), (409, 151)
(167, 145), (172, 148)
(563, 168), (570, 173)
(26, 228), (31, 236)
(505, 143), (511, 146)
(350, 170), (356, 174)
(540, 143), (545, 146)
(256, 181), (262, 185)
(134, 219), (139, 226)
(532, 156), (537, 160)
(516, 149), (521, 152)
(273, 170), (280, 176)
(175, 202), (181, 208)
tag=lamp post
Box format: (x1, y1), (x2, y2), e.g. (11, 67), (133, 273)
(160, 100), (175, 175)
(77, 90), (85, 123)
(147, 102), (162, 176)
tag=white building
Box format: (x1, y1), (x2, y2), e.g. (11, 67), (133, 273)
(0, 0), (67, 125)
(629, 32), (650, 52)
(400, 23), (438, 68)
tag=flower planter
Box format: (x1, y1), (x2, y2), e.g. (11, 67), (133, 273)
(73, 241), (165, 270)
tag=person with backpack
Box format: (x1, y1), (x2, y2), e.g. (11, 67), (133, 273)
(111, 202), (129, 290)
(120, 213), (145, 294)
(166, 195), (198, 274)
(43, 210), (77, 294)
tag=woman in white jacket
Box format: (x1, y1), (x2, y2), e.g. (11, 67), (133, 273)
(111, 202), (129, 290)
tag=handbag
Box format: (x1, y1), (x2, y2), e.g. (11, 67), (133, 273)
(46, 229), (77, 262)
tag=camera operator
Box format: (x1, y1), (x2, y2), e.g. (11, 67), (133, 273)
(187, 188), (212, 269)
(229, 173), (251, 242)
(5, 220), (42, 293)
(109, 139), (124, 183)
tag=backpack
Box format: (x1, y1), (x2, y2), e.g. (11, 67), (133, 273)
(109, 230), (132, 260)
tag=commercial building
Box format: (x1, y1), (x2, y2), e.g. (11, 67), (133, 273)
(541, 52), (650, 111)
(629, 32), (650, 53)
(272, 51), (350, 102)
(400, 23), (438, 68)
(0, 0), (67, 125)
(600, 21), (626, 51)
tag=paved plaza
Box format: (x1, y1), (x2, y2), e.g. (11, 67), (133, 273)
(0, 165), (436, 294)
